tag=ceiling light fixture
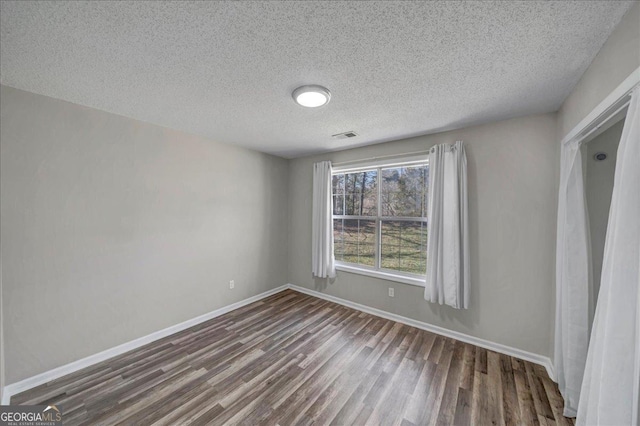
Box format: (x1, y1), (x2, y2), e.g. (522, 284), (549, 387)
(292, 85), (331, 108)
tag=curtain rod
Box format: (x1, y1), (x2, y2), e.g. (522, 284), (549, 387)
(579, 99), (631, 146)
(331, 149), (431, 167)
(572, 83), (637, 146)
(331, 140), (463, 167)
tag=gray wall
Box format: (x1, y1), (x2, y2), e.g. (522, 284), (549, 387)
(0, 85), (289, 384)
(1, 260), (4, 401)
(558, 3), (639, 139)
(586, 119), (624, 300)
(288, 113), (558, 358)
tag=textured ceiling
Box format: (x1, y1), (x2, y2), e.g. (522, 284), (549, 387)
(0, 1), (635, 158)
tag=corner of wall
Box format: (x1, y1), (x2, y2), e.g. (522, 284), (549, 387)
(285, 158), (295, 287)
(549, 110), (561, 365)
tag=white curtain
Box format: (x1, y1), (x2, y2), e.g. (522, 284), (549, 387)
(312, 161), (336, 279)
(577, 87), (640, 426)
(425, 141), (470, 309)
(554, 139), (592, 417)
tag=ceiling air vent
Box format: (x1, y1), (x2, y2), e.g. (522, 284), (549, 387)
(332, 131), (358, 140)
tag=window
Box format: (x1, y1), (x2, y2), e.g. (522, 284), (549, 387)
(332, 159), (429, 285)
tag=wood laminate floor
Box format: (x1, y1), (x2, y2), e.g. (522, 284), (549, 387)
(11, 289), (573, 425)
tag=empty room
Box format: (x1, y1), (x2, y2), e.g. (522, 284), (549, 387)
(1, 1), (639, 425)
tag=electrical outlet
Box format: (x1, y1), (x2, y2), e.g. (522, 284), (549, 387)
(388, 287), (394, 297)
(229, 280), (235, 289)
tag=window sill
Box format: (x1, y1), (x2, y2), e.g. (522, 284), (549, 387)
(335, 263), (426, 287)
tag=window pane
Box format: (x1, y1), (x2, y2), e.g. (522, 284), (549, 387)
(332, 174), (345, 215)
(342, 219), (376, 267)
(332, 174), (345, 194)
(333, 219), (344, 261)
(343, 170), (377, 216)
(381, 220), (427, 275)
(381, 165), (428, 217)
(333, 195), (344, 215)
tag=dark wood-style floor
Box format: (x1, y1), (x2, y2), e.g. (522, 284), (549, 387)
(12, 289), (573, 425)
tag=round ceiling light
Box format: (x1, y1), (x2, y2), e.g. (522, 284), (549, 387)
(292, 85), (331, 108)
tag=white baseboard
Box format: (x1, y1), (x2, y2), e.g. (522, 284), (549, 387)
(287, 284), (555, 380)
(1, 285), (288, 405)
(2, 282), (555, 405)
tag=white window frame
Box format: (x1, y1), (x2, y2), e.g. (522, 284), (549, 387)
(332, 156), (429, 287)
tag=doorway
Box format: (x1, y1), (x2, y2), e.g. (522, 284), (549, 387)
(584, 116), (625, 305)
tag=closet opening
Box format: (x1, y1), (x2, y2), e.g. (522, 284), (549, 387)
(583, 110), (627, 316)
(554, 73), (637, 419)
